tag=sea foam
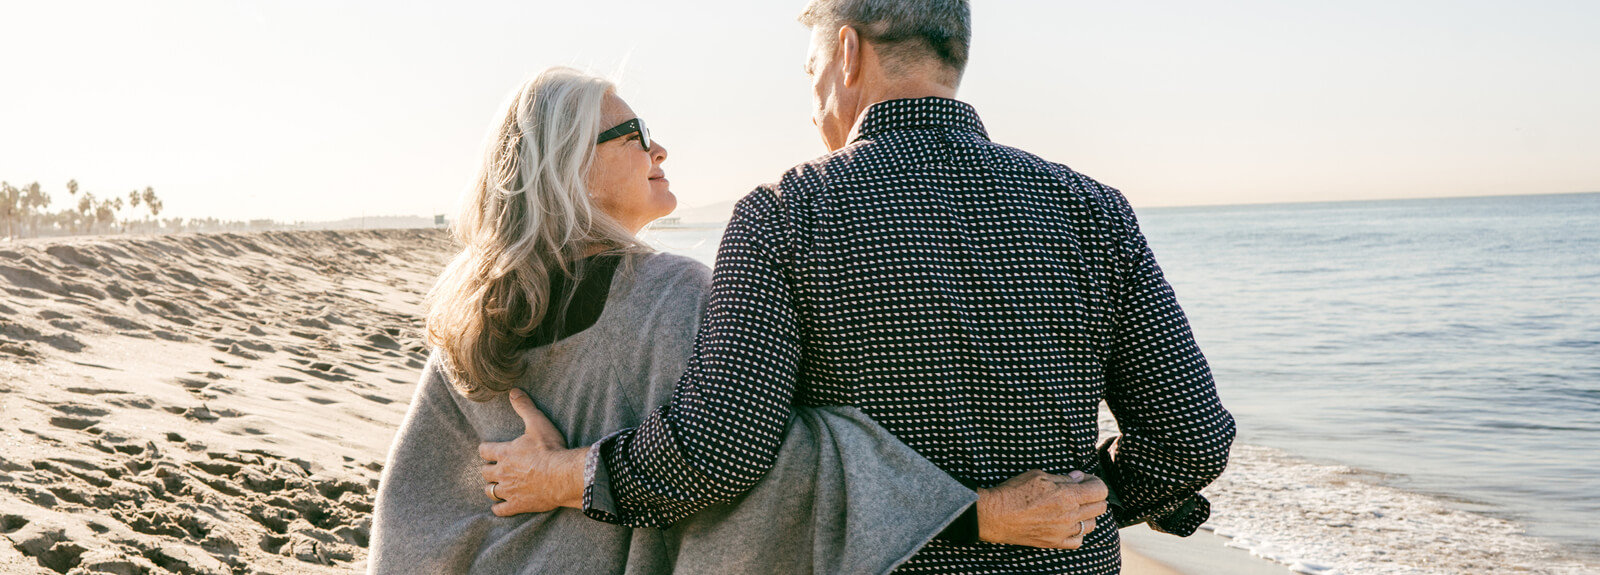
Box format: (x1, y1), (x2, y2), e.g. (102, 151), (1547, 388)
(1101, 408), (1596, 575)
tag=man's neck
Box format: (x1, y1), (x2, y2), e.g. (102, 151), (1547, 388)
(845, 81), (960, 143)
(872, 78), (958, 103)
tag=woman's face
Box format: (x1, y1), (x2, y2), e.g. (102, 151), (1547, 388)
(588, 93), (673, 234)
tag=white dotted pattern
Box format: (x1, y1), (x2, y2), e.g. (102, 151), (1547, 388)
(585, 98), (1236, 574)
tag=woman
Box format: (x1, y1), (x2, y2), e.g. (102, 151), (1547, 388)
(365, 67), (977, 574)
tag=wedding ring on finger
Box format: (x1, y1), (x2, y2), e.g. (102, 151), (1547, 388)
(489, 482), (504, 502)
(1074, 520), (1086, 537)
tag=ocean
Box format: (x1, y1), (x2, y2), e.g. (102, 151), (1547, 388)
(643, 191), (1600, 572)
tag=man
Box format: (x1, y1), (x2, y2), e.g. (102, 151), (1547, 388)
(481, 0), (1235, 572)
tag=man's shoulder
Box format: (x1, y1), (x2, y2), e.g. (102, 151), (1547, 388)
(736, 136), (1137, 229)
(723, 147), (852, 221)
(985, 141), (1139, 221)
(774, 142), (864, 197)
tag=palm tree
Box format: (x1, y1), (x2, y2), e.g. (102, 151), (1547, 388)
(127, 190), (142, 233)
(141, 187), (163, 218)
(98, 197), (124, 233)
(65, 180), (80, 234)
(23, 182), (49, 237)
(78, 192), (96, 234)
(0, 182), (17, 239)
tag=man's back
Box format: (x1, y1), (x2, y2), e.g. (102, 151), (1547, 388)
(791, 97), (1131, 485)
(589, 98), (1234, 574)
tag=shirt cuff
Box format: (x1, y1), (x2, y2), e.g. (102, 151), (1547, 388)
(934, 502), (980, 544)
(1150, 494), (1210, 537)
(1098, 434), (1209, 536)
(581, 428), (630, 524)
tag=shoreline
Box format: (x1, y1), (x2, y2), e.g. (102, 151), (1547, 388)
(1192, 444), (1598, 575)
(1120, 546), (1185, 575)
(1123, 528), (1287, 575)
(1097, 403), (1597, 575)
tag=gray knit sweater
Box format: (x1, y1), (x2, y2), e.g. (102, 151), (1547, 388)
(367, 252), (976, 574)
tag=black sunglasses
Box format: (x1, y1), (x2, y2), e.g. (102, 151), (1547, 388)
(596, 118), (651, 151)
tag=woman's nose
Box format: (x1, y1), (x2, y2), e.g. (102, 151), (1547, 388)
(652, 140), (668, 163)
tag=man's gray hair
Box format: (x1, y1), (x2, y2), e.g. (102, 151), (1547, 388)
(799, 0), (971, 82)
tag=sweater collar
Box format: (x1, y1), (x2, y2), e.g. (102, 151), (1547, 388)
(848, 97), (989, 144)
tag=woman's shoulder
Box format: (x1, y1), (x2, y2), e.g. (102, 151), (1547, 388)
(607, 252), (709, 342)
(626, 252), (711, 292)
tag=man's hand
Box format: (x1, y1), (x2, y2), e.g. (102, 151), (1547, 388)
(976, 469), (1109, 549)
(478, 389), (590, 517)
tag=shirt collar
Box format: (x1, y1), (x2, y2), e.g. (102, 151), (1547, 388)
(848, 97), (989, 144)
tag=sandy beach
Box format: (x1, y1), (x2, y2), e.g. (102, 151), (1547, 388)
(1, 230), (446, 573)
(0, 229), (1349, 574)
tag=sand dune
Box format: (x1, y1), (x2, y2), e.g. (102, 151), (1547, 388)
(1, 230), (451, 574)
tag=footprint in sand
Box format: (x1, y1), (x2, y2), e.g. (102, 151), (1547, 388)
(356, 394), (394, 405)
(341, 362), (381, 374)
(182, 405), (241, 422)
(43, 245), (101, 268)
(103, 282), (133, 300)
(293, 316), (332, 331)
(211, 337), (275, 355)
(95, 314), (149, 332)
(224, 343), (261, 360)
(152, 330), (189, 342)
(47, 318), (84, 331)
(102, 395), (156, 410)
(287, 329), (322, 341)
(286, 365), (351, 383)
(8, 522), (90, 573)
(65, 387), (130, 396)
(1, 514), (28, 534)
(0, 264), (64, 295)
(46, 416), (98, 431)
(363, 332), (401, 351)
(50, 404), (110, 417)
(174, 377), (211, 391)
(1, 318), (86, 353)
(46, 404), (109, 431)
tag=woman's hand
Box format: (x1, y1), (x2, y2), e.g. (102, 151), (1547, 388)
(976, 469), (1109, 549)
(478, 389), (590, 516)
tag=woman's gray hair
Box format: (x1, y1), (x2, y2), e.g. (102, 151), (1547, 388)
(799, 0), (971, 82)
(427, 67), (648, 401)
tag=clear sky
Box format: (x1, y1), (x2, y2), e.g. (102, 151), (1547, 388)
(2, 1), (1597, 222)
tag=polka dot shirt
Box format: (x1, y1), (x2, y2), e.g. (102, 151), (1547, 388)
(584, 97), (1236, 574)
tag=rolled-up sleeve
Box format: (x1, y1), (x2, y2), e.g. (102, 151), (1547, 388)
(1101, 193), (1237, 535)
(584, 186), (803, 528)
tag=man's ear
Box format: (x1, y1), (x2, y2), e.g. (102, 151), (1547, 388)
(839, 25), (862, 88)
